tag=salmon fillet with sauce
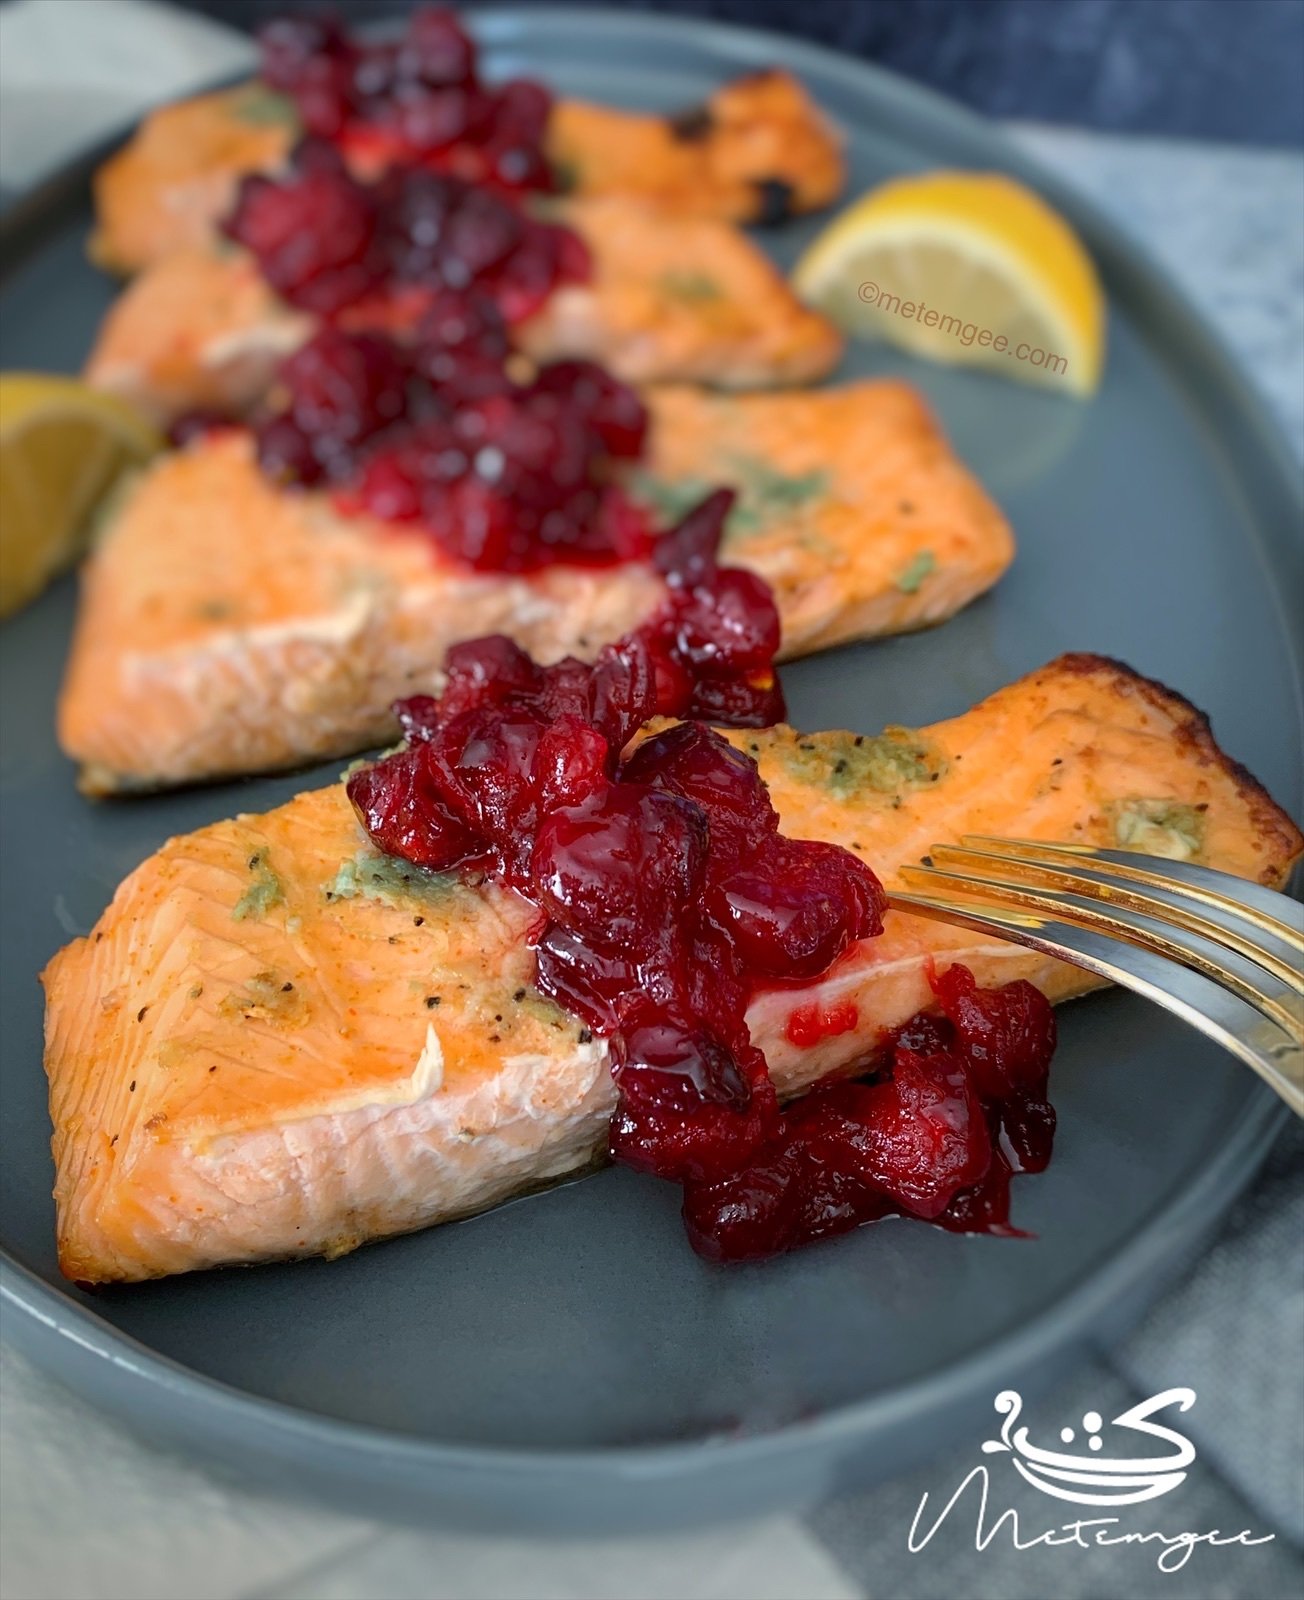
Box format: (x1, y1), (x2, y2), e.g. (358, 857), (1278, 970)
(84, 200), (842, 429)
(44, 655), (1302, 1282)
(58, 389), (1011, 791)
(90, 72), (843, 275)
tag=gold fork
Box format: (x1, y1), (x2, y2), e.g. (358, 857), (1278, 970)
(890, 837), (1304, 1117)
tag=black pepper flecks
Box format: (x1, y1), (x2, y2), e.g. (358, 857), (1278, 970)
(578, 1028), (593, 1045)
(136, 1006), (149, 1023)
(513, 988), (526, 1002)
(425, 995), (441, 1008)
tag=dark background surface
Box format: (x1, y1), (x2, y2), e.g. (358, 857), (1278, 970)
(160, 0), (1304, 146)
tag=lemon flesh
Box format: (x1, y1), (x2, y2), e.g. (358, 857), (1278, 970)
(0, 376), (162, 619)
(794, 171), (1105, 396)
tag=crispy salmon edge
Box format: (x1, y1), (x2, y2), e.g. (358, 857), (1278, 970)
(1052, 651), (1304, 875)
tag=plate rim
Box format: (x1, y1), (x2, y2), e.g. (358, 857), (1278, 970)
(1, 0), (1300, 1487)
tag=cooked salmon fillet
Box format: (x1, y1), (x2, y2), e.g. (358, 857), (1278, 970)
(58, 394), (1010, 791)
(516, 198), (842, 389)
(546, 70), (843, 224)
(641, 383), (1011, 653)
(90, 72), (842, 276)
(84, 200), (841, 428)
(43, 655), (1303, 1282)
(90, 86), (299, 277)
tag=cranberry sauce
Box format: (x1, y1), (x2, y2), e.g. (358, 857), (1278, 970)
(258, 8), (555, 195)
(683, 968), (1057, 1261)
(251, 313), (659, 571)
(224, 137), (586, 322)
(346, 500), (1059, 1261)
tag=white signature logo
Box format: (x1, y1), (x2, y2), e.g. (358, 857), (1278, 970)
(980, 1386), (1196, 1506)
(907, 1387), (1276, 1574)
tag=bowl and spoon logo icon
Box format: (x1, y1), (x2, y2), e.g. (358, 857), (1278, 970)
(981, 1387), (1198, 1507)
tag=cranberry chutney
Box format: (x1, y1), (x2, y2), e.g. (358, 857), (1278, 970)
(258, 8), (557, 196)
(241, 8), (1059, 1257)
(347, 496), (1058, 1262)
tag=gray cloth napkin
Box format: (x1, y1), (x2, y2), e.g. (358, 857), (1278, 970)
(1, 5), (1301, 1598)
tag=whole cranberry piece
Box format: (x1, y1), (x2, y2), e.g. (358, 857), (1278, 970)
(342, 445), (426, 521)
(491, 220), (589, 322)
(293, 52), (358, 139)
(277, 328), (410, 479)
(934, 964), (1057, 1101)
(711, 838), (886, 978)
(681, 670), (788, 732)
(534, 718), (612, 811)
(621, 722), (777, 866)
(440, 185), (524, 285)
(258, 13), (351, 94)
(393, 694), (442, 742)
(530, 785), (708, 950)
(417, 289), (509, 364)
(530, 361), (647, 459)
(611, 1013), (751, 1111)
(652, 489), (733, 585)
(225, 144), (381, 315)
(398, 6), (477, 88)
(424, 707), (550, 881)
(346, 743), (479, 872)
(488, 79), (551, 146)
(585, 633), (659, 748)
(674, 567), (782, 672)
(609, 1046), (778, 1184)
(816, 1055), (992, 1219)
(440, 634), (539, 716)
(533, 923), (639, 1034)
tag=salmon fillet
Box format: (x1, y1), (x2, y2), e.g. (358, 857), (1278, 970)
(58, 394), (1011, 791)
(90, 72), (842, 276)
(516, 198), (842, 389)
(546, 70), (843, 224)
(43, 655), (1303, 1282)
(84, 199), (842, 428)
(641, 383), (1012, 654)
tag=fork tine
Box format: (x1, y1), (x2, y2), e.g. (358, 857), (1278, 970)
(889, 888), (1304, 1116)
(898, 863), (1303, 1043)
(959, 835), (1304, 952)
(927, 842), (1303, 994)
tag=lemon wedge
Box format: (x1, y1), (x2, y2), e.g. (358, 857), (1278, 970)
(0, 375), (162, 619)
(793, 171), (1105, 395)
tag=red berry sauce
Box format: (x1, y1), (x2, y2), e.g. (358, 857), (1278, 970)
(251, 313), (659, 571)
(258, 7), (555, 196)
(346, 501), (1059, 1261)
(225, 138), (586, 323)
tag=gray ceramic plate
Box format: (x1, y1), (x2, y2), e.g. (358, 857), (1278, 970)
(1, 6), (1301, 1533)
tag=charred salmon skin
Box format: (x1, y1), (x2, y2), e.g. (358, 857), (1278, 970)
(84, 200), (842, 428)
(58, 393), (1011, 791)
(90, 71), (843, 276)
(43, 656), (1302, 1282)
